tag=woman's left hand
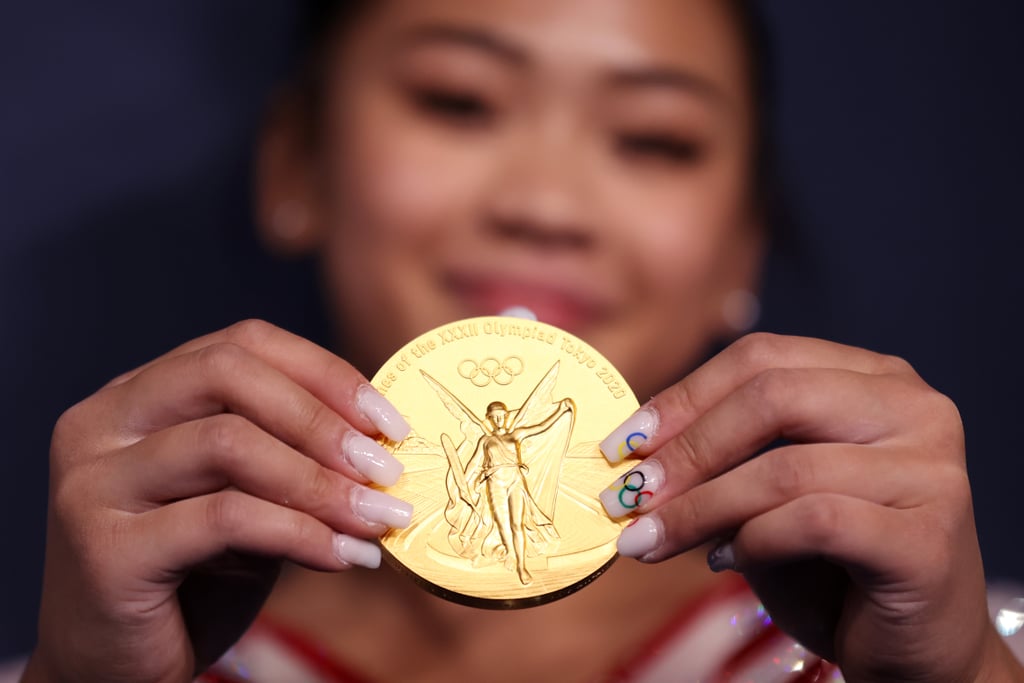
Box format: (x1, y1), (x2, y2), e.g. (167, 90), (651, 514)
(599, 333), (1021, 682)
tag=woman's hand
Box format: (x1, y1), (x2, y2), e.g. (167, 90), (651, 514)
(599, 332), (1022, 682)
(25, 320), (413, 683)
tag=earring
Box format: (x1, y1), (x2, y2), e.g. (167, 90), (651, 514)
(270, 200), (311, 243)
(722, 290), (760, 333)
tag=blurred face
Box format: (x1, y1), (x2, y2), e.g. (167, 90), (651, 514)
(263, 0), (762, 398)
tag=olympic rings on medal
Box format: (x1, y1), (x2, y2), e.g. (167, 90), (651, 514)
(458, 356), (524, 387)
(616, 431), (648, 459)
(616, 470), (653, 510)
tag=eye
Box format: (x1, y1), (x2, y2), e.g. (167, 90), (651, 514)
(411, 87), (494, 125)
(618, 133), (704, 165)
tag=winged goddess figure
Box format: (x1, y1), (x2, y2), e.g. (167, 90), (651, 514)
(420, 362), (576, 585)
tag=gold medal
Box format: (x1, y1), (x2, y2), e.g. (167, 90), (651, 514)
(371, 316), (637, 608)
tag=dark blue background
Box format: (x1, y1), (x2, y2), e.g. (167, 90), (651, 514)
(1, 1), (1022, 659)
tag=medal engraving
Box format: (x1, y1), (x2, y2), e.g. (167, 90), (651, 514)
(372, 317), (637, 607)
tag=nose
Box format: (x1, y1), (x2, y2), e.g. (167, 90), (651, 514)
(483, 131), (597, 251)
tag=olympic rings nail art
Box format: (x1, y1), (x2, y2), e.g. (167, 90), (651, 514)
(600, 461), (665, 518)
(599, 406), (658, 464)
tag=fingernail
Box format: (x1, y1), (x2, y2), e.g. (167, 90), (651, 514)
(600, 406), (659, 464)
(599, 460), (665, 518)
(357, 385), (411, 442)
(342, 432), (404, 486)
(617, 516), (662, 559)
(352, 487), (413, 528)
(332, 533), (381, 569)
(498, 306), (538, 321)
(707, 542), (736, 572)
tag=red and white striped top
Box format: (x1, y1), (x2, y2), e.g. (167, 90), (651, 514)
(3, 580), (1020, 681)
(201, 578), (843, 683)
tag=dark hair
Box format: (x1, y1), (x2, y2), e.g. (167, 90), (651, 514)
(727, 0), (780, 221)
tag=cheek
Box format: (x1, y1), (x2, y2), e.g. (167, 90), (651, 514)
(623, 180), (746, 301)
(595, 161), (753, 394)
(328, 104), (490, 246)
(313, 100), (498, 366)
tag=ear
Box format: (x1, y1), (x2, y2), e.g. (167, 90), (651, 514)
(255, 93), (323, 258)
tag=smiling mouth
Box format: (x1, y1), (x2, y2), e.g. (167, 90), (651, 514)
(444, 272), (610, 333)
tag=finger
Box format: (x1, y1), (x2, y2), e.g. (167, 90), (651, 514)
(616, 491), (915, 580)
(103, 415), (411, 535)
(647, 367), (923, 496)
(97, 344), (397, 480)
(719, 493), (915, 582)
(603, 443), (927, 556)
(600, 368), (923, 520)
(105, 320), (409, 441)
(600, 333), (917, 462)
(110, 413), (403, 496)
(135, 490), (386, 573)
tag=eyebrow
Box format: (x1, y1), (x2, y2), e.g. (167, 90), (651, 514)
(608, 67), (729, 106)
(397, 24), (528, 66)
(396, 23), (729, 108)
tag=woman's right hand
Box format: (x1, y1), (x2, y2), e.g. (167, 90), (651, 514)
(24, 320), (413, 683)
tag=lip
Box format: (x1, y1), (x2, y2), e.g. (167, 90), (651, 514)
(443, 267), (617, 333)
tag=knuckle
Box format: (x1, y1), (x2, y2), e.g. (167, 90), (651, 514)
(50, 468), (89, 519)
(742, 368), (791, 425)
(797, 496), (843, 548)
(51, 401), (89, 461)
(662, 380), (699, 422)
(50, 398), (108, 477)
(745, 367), (790, 403)
(906, 388), (965, 454)
(730, 332), (784, 373)
(195, 341), (249, 379)
(876, 353), (915, 376)
(927, 392), (963, 431)
(674, 493), (703, 531)
(932, 398), (966, 450)
(205, 492), (248, 535)
(287, 514), (320, 548)
(298, 399), (343, 445)
(301, 465), (337, 512)
(199, 414), (253, 470)
(224, 318), (275, 349)
(674, 429), (715, 480)
(766, 452), (812, 500)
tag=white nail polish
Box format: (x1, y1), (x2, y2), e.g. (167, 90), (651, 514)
(352, 487), (413, 528)
(599, 460), (665, 518)
(356, 385), (411, 442)
(332, 533), (381, 569)
(600, 406), (659, 463)
(498, 306), (538, 321)
(342, 432), (404, 487)
(617, 516), (662, 558)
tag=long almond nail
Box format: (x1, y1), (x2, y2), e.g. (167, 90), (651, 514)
(352, 487), (413, 528)
(599, 460), (664, 518)
(600, 406), (659, 463)
(332, 533), (381, 569)
(356, 385), (411, 442)
(342, 432), (404, 486)
(617, 516), (662, 559)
